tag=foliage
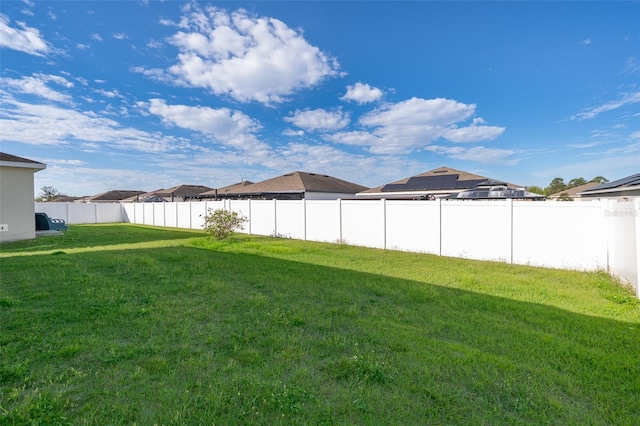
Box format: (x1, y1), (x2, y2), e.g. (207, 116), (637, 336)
(557, 192), (574, 201)
(567, 177), (587, 188)
(526, 185), (545, 195)
(35, 185), (61, 202)
(202, 208), (247, 240)
(1, 225), (638, 424)
(543, 175), (607, 196)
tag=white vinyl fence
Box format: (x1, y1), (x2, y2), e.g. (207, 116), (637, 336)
(36, 199), (640, 297)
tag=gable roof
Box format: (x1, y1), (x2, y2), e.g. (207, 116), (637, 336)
(233, 171), (368, 195)
(199, 181), (255, 196)
(0, 152), (46, 170)
(547, 181), (600, 199)
(85, 190), (145, 202)
(156, 184), (213, 197)
(358, 166), (519, 198)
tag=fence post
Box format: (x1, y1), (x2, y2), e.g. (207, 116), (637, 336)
(382, 198), (387, 250)
(507, 198), (513, 264)
(273, 198), (277, 236)
(635, 199), (640, 298)
(338, 199), (343, 243)
(248, 199), (252, 235)
(303, 199), (307, 241)
(436, 198), (442, 256)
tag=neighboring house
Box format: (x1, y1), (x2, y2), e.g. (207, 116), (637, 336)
(185, 181), (255, 200)
(228, 171), (368, 200)
(55, 195), (89, 203)
(0, 152), (46, 242)
(578, 174), (640, 200)
(547, 182), (600, 201)
(85, 190), (145, 203)
(127, 184), (213, 202)
(357, 166), (521, 200)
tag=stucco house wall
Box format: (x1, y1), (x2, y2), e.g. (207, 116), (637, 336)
(0, 153), (46, 242)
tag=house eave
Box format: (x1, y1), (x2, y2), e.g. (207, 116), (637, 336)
(0, 161), (46, 171)
(577, 184), (640, 196)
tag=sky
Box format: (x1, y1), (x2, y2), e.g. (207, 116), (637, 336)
(1, 1), (639, 196)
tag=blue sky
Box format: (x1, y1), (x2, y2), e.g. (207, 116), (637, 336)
(1, 1), (638, 196)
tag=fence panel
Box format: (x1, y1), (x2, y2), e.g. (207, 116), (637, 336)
(607, 200), (639, 295)
(190, 202), (207, 229)
(512, 201), (608, 270)
(275, 201), (306, 239)
(305, 200), (341, 242)
(176, 203), (192, 229)
(441, 200), (511, 262)
(385, 200), (439, 253)
(341, 200), (385, 249)
(143, 203), (154, 226)
(247, 200), (276, 236)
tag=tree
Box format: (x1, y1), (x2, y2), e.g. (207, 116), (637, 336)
(557, 192), (574, 201)
(567, 178), (587, 188)
(545, 178), (566, 196)
(526, 185), (545, 195)
(202, 208), (247, 240)
(590, 176), (608, 184)
(36, 186), (61, 202)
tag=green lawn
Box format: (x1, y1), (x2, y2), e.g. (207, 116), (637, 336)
(1, 224), (639, 425)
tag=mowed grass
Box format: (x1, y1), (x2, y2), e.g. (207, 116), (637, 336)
(1, 224), (639, 425)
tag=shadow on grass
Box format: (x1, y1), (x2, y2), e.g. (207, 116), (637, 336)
(0, 224), (202, 255)
(2, 242), (639, 425)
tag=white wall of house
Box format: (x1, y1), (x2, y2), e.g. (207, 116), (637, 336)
(1, 166), (41, 242)
(37, 199), (640, 297)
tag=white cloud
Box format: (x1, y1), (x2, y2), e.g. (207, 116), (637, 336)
(284, 108), (350, 132)
(94, 88), (124, 99)
(570, 91), (640, 121)
(91, 33), (102, 41)
(43, 158), (86, 166)
(282, 129), (304, 137)
(582, 38), (591, 45)
(112, 33), (128, 40)
(146, 98), (268, 152)
(0, 13), (51, 56)
(0, 94), (184, 152)
(441, 124), (505, 143)
(425, 145), (518, 165)
(2, 73), (74, 103)
(341, 82), (383, 104)
(143, 5), (340, 104)
(77, 43), (90, 50)
(328, 97), (503, 154)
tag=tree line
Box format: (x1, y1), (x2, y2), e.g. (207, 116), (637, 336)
(527, 176), (608, 197)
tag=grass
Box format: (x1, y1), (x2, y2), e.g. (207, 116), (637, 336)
(1, 224), (639, 425)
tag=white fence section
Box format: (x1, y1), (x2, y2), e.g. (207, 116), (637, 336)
(36, 199), (640, 297)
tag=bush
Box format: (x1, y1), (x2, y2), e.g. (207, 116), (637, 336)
(202, 208), (247, 240)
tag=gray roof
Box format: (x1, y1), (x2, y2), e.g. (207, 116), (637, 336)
(360, 166), (520, 196)
(86, 190), (146, 202)
(232, 171), (368, 195)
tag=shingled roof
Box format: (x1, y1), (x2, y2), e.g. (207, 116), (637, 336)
(232, 171), (368, 197)
(358, 166), (520, 199)
(85, 190), (146, 202)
